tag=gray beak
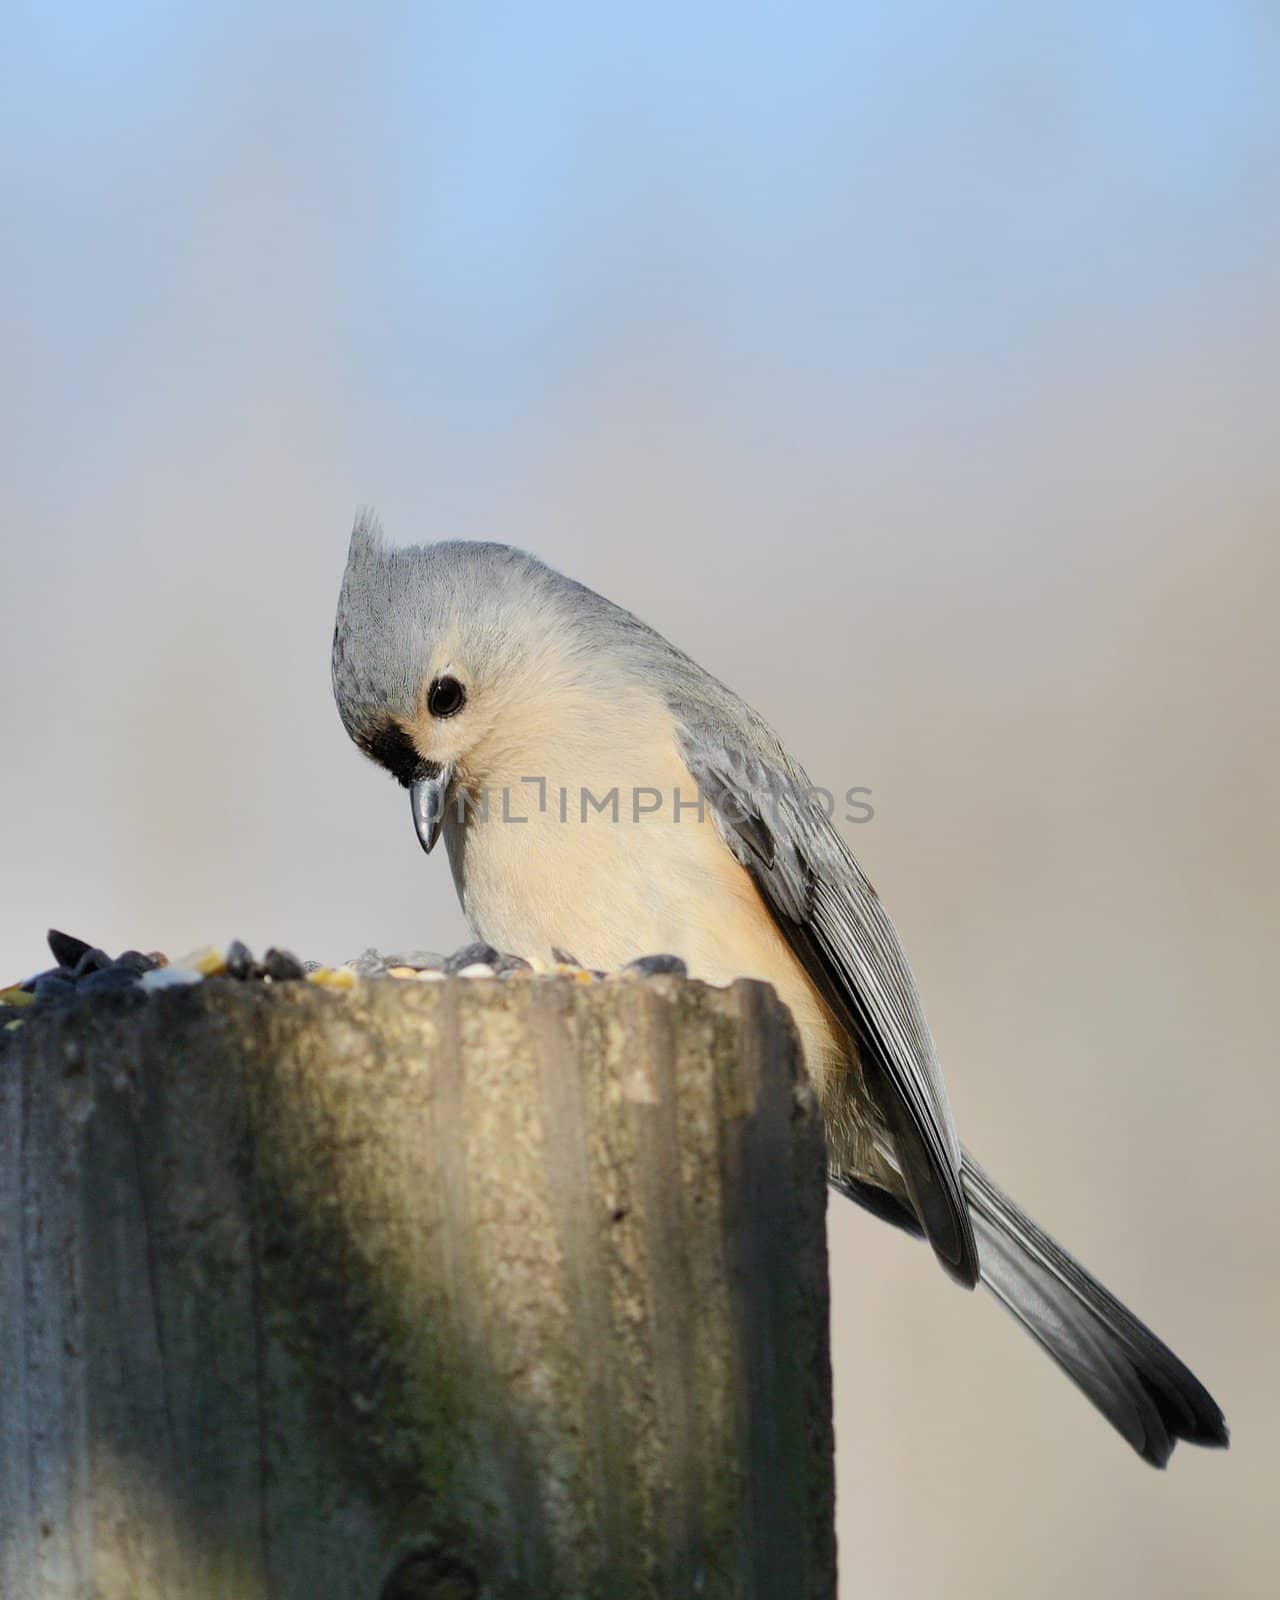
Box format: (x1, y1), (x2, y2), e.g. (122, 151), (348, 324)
(410, 764), (454, 855)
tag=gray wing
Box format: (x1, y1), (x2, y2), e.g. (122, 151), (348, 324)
(680, 730), (981, 1287)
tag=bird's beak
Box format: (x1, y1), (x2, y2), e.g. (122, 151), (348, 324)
(410, 763), (454, 854)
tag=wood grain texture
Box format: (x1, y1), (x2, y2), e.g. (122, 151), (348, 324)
(0, 976), (834, 1600)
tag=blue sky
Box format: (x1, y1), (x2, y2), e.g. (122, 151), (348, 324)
(6, 1), (1275, 423)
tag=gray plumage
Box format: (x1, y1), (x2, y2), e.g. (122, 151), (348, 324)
(333, 516), (572, 740)
(332, 513), (1228, 1466)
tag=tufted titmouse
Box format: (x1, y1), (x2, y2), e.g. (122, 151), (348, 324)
(331, 513), (1226, 1466)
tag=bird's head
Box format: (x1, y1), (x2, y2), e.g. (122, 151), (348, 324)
(331, 513), (621, 852)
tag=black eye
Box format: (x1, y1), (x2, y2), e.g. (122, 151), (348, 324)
(428, 675), (466, 718)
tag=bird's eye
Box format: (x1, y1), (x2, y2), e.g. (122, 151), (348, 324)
(428, 675), (466, 718)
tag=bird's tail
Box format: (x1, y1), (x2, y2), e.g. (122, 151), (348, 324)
(961, 1153), (1228, 1466)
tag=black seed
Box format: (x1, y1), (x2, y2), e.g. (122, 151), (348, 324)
(225, 940), (258, 980)
(115, 950), (158, 974)
(263, 948), (306, 982)
(623, 953), (688, 978)
(47, 929), (93, 968)
(80, 966), (143, 994)
(34, 973), (76, 1002)
(28, 966), (71, 988)
(492, 953), (532, 975)
(551, 947), (581, 967)
(444, 943), (501, 973)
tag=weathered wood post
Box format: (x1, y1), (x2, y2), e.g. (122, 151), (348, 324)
(0, 974), (834, 1599)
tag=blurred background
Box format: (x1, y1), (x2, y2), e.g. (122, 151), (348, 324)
(3, 2), (1276, 1593)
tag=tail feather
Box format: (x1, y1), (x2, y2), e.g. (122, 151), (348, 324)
(961, 1153), (1228, 1467)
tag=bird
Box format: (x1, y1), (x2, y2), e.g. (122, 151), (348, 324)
(331, 511), (1228, 1467)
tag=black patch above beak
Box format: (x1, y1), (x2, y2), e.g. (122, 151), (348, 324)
(361, 719), (426, 788)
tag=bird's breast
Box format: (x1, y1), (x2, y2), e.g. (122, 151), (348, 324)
(440, 731), (852, 1117)
(444, 743), (722, 971)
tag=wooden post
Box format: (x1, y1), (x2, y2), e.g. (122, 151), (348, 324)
(0, 975), (834, 1599)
